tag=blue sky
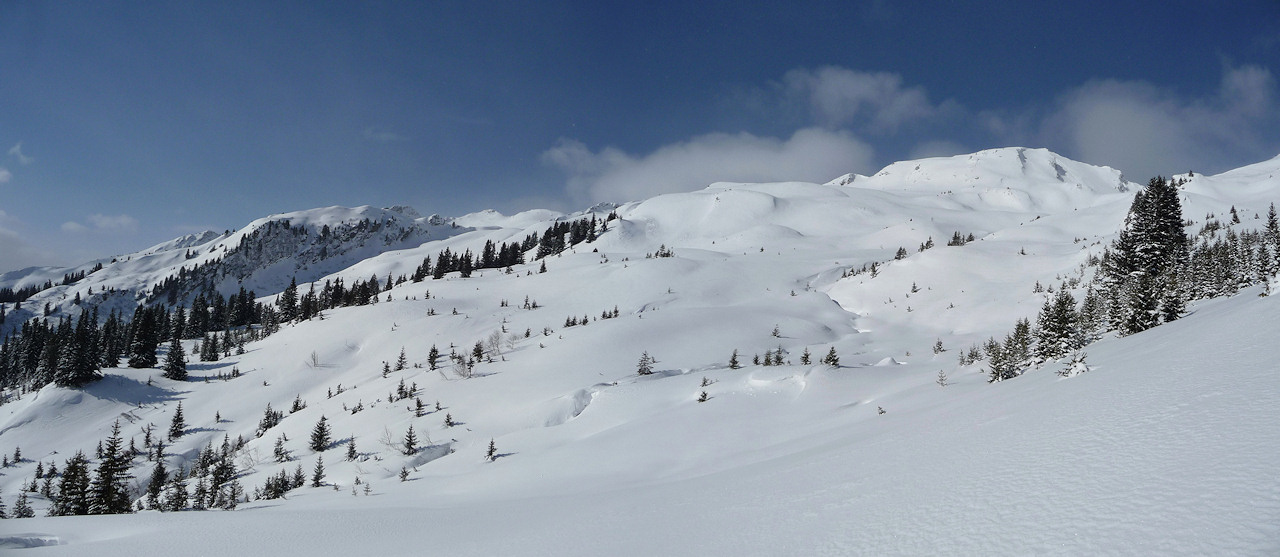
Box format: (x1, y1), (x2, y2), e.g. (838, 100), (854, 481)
(2, 1), (1278, 273)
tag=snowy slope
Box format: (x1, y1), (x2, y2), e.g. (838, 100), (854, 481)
(1, 148), (1278, 555)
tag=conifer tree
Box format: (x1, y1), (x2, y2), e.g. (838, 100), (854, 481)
(309, 415), (331, 452)
(636, 351), (654, 375)
(162, 337), (187, 381)
(12, 492), (34, 518)
(485, 439), (497, 462)
(310, 455), (325, 487)
(279, 277), (299, 321)
(346, 437), (357, 461)
(50, 451), (91, 516)
(403, 425), (418, 455)
(163, 468), (188, 511)
(146, 460), (168, 509)
(821, 347), (840, 367)
(800, 347), (811, 365)
(89, 420), (134, 514)
(728, 349), (740, 369)
(169, 402), (186, 440)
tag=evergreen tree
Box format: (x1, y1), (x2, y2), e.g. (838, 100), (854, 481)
(12, 492), (34, 518)
(161, 338), (187, 381)
(169, 402), (186, 440)
(50, 451), (91, 516)
(163, 468), (188, 511)
(402, 425), (418, 455)
(126, 307), (160, 368)
(310, 455), (326, 487)
(485, 439), (497, 462)
(309, 415), (331, 452)
(273, 435), (290, 463)
(146, 460), (167, 509)
(1034, 290), (1081, 361)
(89, 421), (134, 514)
(821, 347), (840, 367)
(395, 347), (408, 371)
(279, 277), (299, 321)
(427, 344), (439, 370)
(800, 347), (811, 365)
(728, 349), (740, 369)
(346, 437), (357, 461)
(636, 351), (654, 375)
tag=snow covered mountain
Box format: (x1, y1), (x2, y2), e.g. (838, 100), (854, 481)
(1, 147), (1277, 555)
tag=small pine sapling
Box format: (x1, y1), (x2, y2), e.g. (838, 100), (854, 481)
(485, 439), (497, 462)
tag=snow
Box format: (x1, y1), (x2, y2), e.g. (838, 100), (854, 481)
(1, 148), (1279, 555)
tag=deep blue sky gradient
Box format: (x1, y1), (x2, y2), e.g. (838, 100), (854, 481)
(2, 1), (1278, 271)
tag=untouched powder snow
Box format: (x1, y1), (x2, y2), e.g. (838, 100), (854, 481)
(1, 148), (1278, 555)
(4, 286), (1278, 555)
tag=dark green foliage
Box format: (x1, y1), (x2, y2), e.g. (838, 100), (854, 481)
(161, 338), (187, 380)
(1034, 290), (1082, 361)
(146, 460), (168, 509)
(89, 421), (134, 514)
(637, 351), (654, 375)
(821, 347), (839, 367)
(403, 425), (418, 455)
(49, 451), (91, 516)
(310, 455), (325, 487)
(169, 402), (186, 440)
(309, 415), (331, 452)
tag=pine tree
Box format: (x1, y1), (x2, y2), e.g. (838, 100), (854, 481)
(485, 439), (497, 462)
(146, 460), (168, 509)
(636, 351), (654, 375)
(162, 338), (187, 380)
(12, 492), (34, 518)
(279, 277), (299, 321)
(126, 307), (160, 369)
(310, 455), (325, 487)
(309, 415), (331, 452)
(163, 467), (188, 511)
(821, 347), (839, 367)
(273, 435), (290, 462)
(395, 347), (408, 371)
(169, 402), (186, 440)
(427, 344), (439, 370)
(402, 425), (418, 455)
(346, 437), (357, 461)
(50, 451), (91, 516)
(89, 420), (134, 514)
(1034, 290), (1081, 361)
(800, 347), (811, 365)
(728, 349), (740, 369)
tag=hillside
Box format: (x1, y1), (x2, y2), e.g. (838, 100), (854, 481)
(0, 147), (1278, 554)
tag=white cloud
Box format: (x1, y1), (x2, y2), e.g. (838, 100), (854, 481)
(544, 128), (875, 204)
(1038, 65), (1279, 179)
(909, 140), (969, 160)
(7, 142), (33, 165)
(0, 167), (10, 184)
(87, 213), (139, 232)
(62, 213), (139, 234)
(782, 67), (940, 132)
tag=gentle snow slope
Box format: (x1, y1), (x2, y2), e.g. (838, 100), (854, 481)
(5, 285), (1278, 555)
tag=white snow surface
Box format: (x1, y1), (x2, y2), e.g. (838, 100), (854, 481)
(1, 148), (1278, 555)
